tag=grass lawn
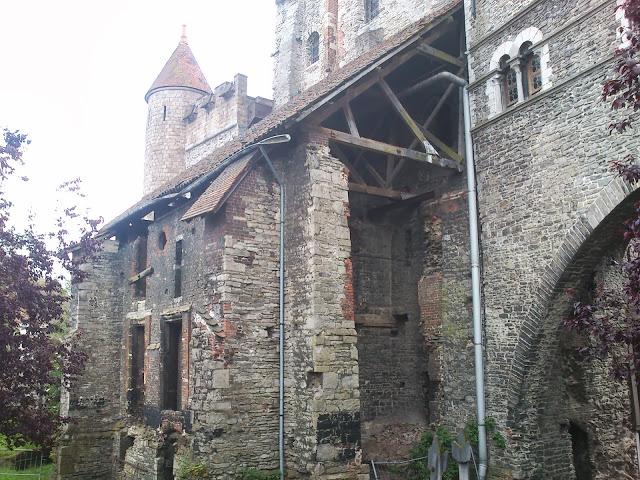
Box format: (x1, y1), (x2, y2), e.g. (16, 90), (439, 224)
(0, 461), (55, 479)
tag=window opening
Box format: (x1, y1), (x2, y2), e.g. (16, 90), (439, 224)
(133, 235), (148, 298)
(158, 231), (167, 250)
(569, 422), (593, 480)
(162, 319), (182, 411)
(308, 32), (320, 65)
(129, 325), (145, 413)
(174, 240), (183, 298)
(519, 41), (542, 97)
(163, 105), (167, 121)
(365, 0), (379, 22)
(499, 55), (518, 108)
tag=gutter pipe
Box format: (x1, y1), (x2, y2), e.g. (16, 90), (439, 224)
(422, 71), (488, 480)
(258, 146), (286, 480)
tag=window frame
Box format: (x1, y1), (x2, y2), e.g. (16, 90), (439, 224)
(365, 0), (380, 22)
(308, 31), (320, 65)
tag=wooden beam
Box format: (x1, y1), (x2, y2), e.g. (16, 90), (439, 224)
(348, 182), (417, 200)
(343, 103), (360, 137)
(355, 313), (397, 328)
(129, 267), (154, 284)
(364, 163), (386, 187)
(331, 144), (367, 185)
(377, 78), (438, 156)
(422, 66), (466, 129)
(421, 127), (464, 163)
(368, 190), (435, 218)
(416, 43), (465, 67)
(306, 19), (455, 125)
(319, 127), (459, 169)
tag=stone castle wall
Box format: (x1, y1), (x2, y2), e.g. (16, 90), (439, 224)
(272, 0), (459, 107)
(466, 0), (640, 477)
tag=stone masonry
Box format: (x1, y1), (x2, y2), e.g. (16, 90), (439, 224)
(59, 0), (640, 478)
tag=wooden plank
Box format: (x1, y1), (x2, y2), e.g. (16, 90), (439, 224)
(355, 313), (397, 328)
(319, 127), (459, 169)
(129, 267), (154, 285)
(416, 43), (464, 67)
(377, 78), (438, 156)
(343, 103), (360, 137)
(332, 144), (367, 185)
(368, 190), (435, 219)
(421, 127), (464, 163)
(364, 162), (386, 187)
(348, 182), (416, 200)
(305, 19), (455, 125)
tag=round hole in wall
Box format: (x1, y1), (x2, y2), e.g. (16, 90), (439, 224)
(158, 231), (167, 250)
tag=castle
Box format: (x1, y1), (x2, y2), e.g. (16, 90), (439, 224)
(57, 0), (640, 479)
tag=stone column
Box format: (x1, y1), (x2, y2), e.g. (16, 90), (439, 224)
(284, 138), (368, 479)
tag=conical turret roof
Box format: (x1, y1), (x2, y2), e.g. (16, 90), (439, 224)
(145, 28), (211, 102)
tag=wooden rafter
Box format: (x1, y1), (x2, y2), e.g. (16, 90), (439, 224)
(420, 127), (464, 163)
(306, 19), (455, 125)
(349, 182), (419, 200)
(416, 43), (464, 68)
(377, 78), (438, 156)
(343, 103), (360, 137)
(332, 144), (367, 185)
(318, 126), (459, 169)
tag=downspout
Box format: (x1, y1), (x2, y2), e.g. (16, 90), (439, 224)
(258, 146), (287, 480)
(420, 71), (488, 479)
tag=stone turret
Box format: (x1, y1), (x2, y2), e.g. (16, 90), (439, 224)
(143, 27), (211, 195)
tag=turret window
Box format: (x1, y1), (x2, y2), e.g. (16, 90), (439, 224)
(308, 32), (320, 65)
(365, 0), (379, 22)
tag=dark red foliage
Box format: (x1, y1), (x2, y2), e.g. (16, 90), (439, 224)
(0, 129), (101, 448)
(565, 1), (640, 384)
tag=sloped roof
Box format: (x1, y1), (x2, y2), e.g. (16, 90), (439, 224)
(102, 1), (461, 234)
(145, 37), (211, 102)
(181, 153), (254, 221)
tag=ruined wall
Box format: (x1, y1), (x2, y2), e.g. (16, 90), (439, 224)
(466, 0), (640, 477)
(58, 241), (124, 479)
(349, 193), (430, 459)
(282, 138), (367, 478)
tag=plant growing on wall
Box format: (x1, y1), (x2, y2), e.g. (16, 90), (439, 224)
(0, 128), (100, 449)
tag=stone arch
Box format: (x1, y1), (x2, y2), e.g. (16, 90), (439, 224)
(489, 40), (514, 71)
(506, 177), (640, 415)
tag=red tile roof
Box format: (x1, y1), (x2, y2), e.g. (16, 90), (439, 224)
(181, 153), (254, 221)
(145, 38), (211, 102)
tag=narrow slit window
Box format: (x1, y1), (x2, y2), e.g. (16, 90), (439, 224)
(365, 0), (379, 22)
(163, 105), (167, 121)
(174, 240), (183, 298)
(308, 32), (320, 65)
(162, 320), (182, 411)
(129, 325), (145, 413)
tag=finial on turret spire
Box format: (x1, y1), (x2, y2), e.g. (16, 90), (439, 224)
(180, 24), (188, 44)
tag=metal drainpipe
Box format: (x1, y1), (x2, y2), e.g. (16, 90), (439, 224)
(258, 146), (286, 480)
(418, 71), (488, 480)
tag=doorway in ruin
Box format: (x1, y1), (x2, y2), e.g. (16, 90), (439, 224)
(311, 12), (466, 461)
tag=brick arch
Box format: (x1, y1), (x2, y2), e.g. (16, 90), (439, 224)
(505, 177), (640, 417)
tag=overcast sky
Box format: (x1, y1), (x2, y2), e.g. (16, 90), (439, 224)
(0, 0), (276, 228)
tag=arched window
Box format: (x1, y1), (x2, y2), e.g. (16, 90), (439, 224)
(365, 0), (379, 22)
(499, 55), (518, 108)
(519, 41), (543, 98)
(308, 32), (320, 65)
